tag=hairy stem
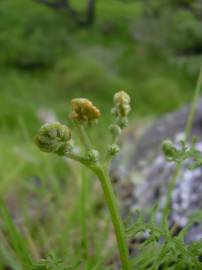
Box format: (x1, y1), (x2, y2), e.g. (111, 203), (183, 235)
(93, 165), (130, 270)
(65, 152), (89, 167)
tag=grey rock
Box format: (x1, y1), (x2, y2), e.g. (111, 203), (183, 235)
(111, 98), (202, 243)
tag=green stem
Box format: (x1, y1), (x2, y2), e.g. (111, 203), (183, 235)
(65, 152), (89, 166)
(80, 170), (89, 260)
(65, 152), (130, 268)
(164, 163), (181, 215)
(185, 64), (202, 139)
(93, 165), (130, 270)
(72, 119), (130, 268)
(74, 121), (92, 150)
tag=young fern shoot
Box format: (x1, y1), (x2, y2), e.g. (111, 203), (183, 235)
(35, 91), (132, 270)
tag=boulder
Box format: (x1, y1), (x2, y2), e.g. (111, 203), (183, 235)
(111, 98), (202, 243)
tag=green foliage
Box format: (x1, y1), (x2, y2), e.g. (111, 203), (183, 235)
(163, 138), (202, 168)
(170, 9), (202, 53)
(31, 254), (80, 270)
(135, 0), (202, 54)
(0, 199), (32, 269)
(127, 209), (202, 269)
(0, 0), (70, 66)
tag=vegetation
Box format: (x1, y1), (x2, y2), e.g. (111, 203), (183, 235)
(0, 0), (202, 269)
(35, 91), (131, 269)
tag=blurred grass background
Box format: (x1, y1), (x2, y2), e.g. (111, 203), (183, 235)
(0, 0), (202, 268)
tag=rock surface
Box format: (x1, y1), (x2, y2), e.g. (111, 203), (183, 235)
(111, 98), (202, 243)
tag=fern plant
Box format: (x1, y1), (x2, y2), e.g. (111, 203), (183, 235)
(35, 91), (132, 270)
(1, 67), (202, 269)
